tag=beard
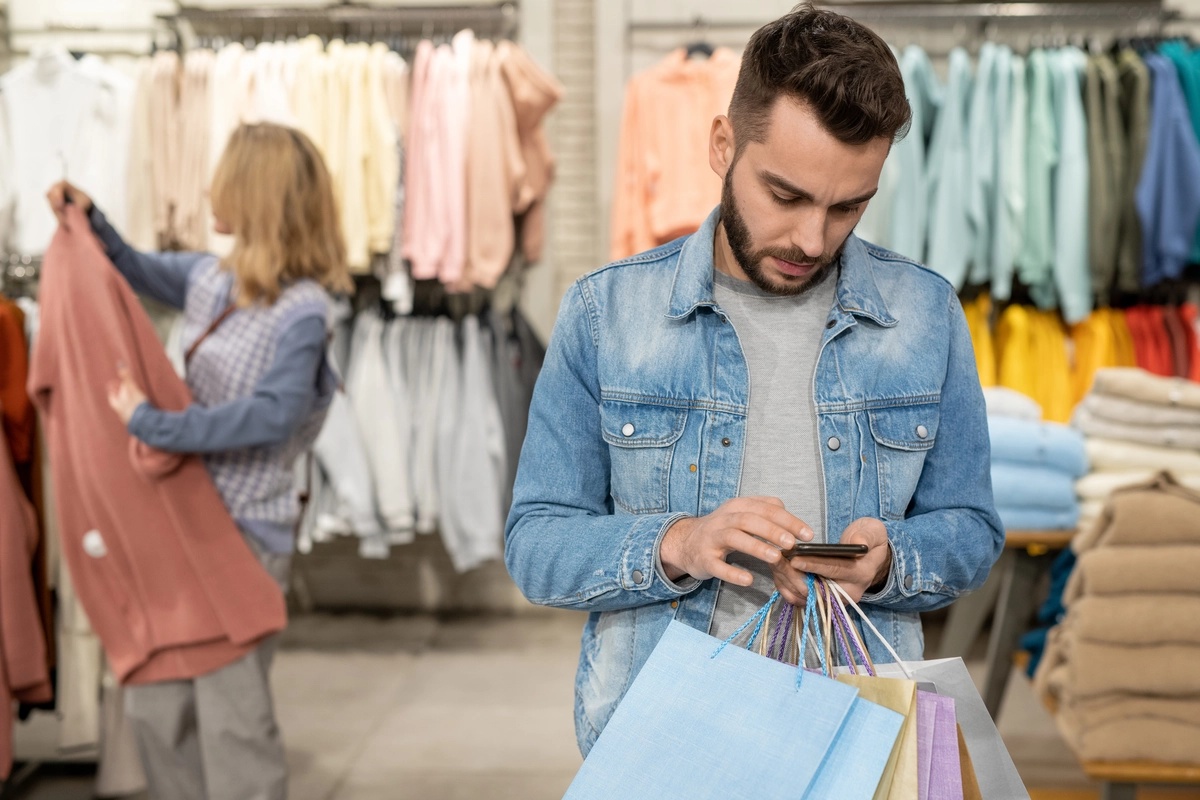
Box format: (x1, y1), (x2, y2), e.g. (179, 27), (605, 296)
(720, 169), (840, 298)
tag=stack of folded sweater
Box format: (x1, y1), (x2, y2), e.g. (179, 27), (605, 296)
(986, 388), (1089, 531)
(1073, 368), (1200, 532)
(1034, 473), (1200, 764)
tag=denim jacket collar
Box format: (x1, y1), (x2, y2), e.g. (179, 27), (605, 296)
(666, 206), (898, 327)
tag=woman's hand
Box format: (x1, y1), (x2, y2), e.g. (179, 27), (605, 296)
(107, 365), (147, 425)
(46, 181), (93, 226)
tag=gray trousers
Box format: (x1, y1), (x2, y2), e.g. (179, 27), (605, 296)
(124, 546), (291, 800)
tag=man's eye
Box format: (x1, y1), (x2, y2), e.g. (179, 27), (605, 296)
(836, 204), (863, 214)
(771, 193), (798, 206)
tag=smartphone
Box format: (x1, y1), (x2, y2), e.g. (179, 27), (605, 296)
(782, 542), (868, 559)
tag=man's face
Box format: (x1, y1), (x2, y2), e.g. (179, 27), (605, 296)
(714, 98), (890, 296)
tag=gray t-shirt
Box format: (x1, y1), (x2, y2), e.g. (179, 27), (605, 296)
(708, 266), (837, 643)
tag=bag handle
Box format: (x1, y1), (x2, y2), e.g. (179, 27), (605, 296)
(820, 578), (876, 677)
(827, 580), (914, 679)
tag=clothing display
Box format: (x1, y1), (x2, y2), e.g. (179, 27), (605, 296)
(864, 42), (1200, 311)
(300, 305), (532, 572)
(28, 206), (286, 685)
(987, 412), (1087, 531)
(1072, 367), (1200, 534)
(1035, 473), (1200, 764)
(609, 48), (740, 259)
(0, 35), (557, 297)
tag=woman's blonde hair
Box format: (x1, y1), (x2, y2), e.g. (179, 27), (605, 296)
(210, 123), (352, 305)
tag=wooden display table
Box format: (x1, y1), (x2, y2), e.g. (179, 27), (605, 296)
(935, 529), (1075, 718)
(1081, 761), (1200, 800)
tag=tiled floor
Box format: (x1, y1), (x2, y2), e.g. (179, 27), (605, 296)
(8, 610), (1200, 799)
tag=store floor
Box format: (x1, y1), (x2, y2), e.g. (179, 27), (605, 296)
(12, 609), (1200, 800)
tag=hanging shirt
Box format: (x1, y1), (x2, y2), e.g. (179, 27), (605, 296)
(0, 49), (106, 255)
(1135, 54), (1200, 287)
(963, 293), (997, 387)
(1016, 50), (1059, 309)
(965, 43), (1003, 286)
(498, 42), (563, 265)
(0, 298), (33, 466)
(925, 48), (974, 289)
(1086, 54), (1126, 305)
(1158, 41), (1200, 265)
(1051, 48), (1092, 325)
(1116, 49), (1152, 296)
(609, 48), (740, 260)
(889, 45), (942, 263)
(993, 54), (1026, 302)
(465, 40), (526, 290)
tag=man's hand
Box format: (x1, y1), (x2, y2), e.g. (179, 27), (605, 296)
(659, 497), (814, 586)
(107, 364), (148, 425)
(769, 517), (892, 605)
(46, 181), (93, 226)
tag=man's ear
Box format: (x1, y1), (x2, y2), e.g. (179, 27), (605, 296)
(709, 115), (736, 180)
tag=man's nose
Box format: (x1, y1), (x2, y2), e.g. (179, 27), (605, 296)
(790, 209), (827, 260)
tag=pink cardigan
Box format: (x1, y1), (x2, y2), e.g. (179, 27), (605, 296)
(28, 206), (286, 685)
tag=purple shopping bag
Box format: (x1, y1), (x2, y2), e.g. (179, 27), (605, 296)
(917, 690), (964, 800)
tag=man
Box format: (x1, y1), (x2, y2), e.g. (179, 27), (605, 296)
(505, 4), (1004, 756)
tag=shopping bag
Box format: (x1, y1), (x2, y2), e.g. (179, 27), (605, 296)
(917, 690), (964, 800)
(780, 578), (909, 800)
(825, 581), (1030, 800)
(958, 725), (984, 800)
(564, 587), (901, 800)
(809, 577), (920, 800)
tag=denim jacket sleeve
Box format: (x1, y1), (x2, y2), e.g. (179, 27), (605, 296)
(862, 289), (1005, 612)
(504, 281), (699, 611)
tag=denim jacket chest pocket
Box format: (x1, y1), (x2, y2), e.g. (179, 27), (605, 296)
(867, 403), (940, 521)
(599, 400), (688, 514)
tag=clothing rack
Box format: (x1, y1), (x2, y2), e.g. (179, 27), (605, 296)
(626, 2), (1177, 29)
(158, 3), (519, 49)
(625, 2), (1178, 57)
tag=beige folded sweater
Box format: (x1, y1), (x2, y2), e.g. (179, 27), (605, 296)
(1055, 694), (1200, 764)
(1074, 473), (1200, 552)
(1069, 595), (1200, 644)
(1044, 638), (1200, 700)
(1065, 547), (1200, 602)
(1082, 391), (1200, 429)
(1085, 437), (1200, 473)
(1092, 367), (1200, 410)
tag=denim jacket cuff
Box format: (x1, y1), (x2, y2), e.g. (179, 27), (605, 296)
(652, 513), (701, 595)
(619, 512), (699, 599)
(860, 520), (910, 605)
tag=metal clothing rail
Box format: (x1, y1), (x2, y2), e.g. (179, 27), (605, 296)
(625, 1), (1177, 30)
(158, 3), (518, 33)
(159, 3), (520, 48)
(161, 3), (516, 23)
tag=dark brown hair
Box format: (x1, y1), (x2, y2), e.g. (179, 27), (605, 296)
(728, 3), (911, 149)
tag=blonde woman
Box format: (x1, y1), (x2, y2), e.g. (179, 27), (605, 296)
(47, 122), (351, 800)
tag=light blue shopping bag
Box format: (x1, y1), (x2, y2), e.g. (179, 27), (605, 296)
(565, 582), (904, 800)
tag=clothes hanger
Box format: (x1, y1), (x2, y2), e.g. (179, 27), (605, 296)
(684, 15), (714, 59)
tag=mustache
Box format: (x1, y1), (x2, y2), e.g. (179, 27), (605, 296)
(758, 248), (832, 267)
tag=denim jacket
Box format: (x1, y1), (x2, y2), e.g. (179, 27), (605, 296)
(505, 208), (1004, 755)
